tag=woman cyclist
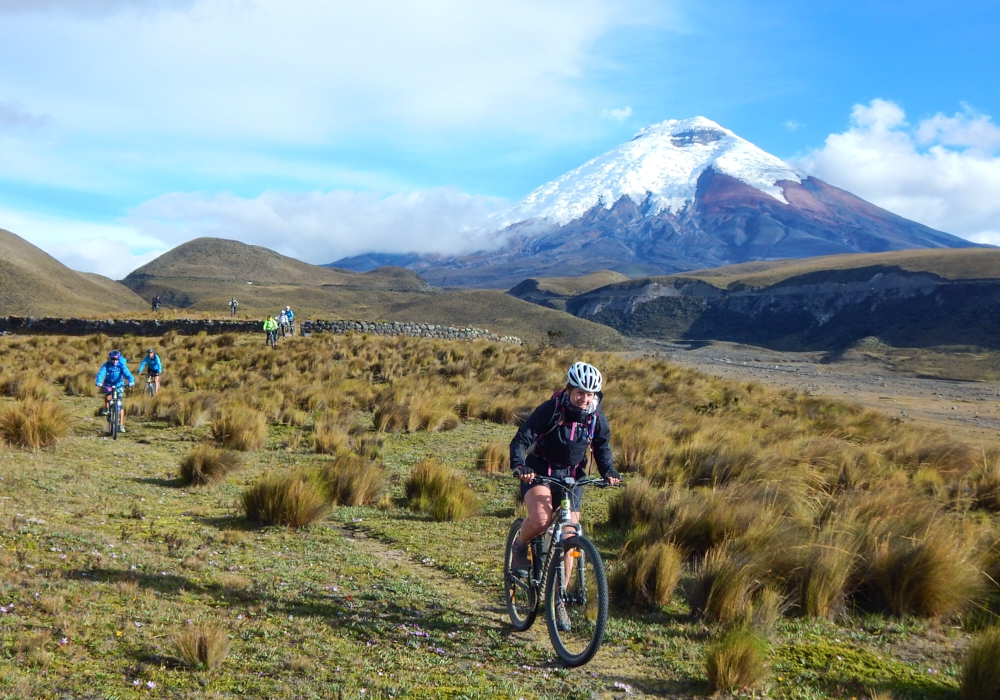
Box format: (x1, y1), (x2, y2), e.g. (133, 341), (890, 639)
(96, 350), (135, 433)
(137, 348), (163, 395)
(509, 362), (620, 627)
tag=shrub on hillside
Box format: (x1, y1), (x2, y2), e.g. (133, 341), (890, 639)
(705, 626), (770, 693)
(242, 471), (329, 528)
(212, 405), (267, 451)
(476, 443), (509, 473)
(960, 627), (1000, 700)
(179, 445), (243, 487)
(0, 400), (71, 449)
(318, 453), (386, 506)
(404, 459), (479, 522)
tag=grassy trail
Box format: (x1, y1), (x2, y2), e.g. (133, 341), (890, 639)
(345, 518), (680, 699)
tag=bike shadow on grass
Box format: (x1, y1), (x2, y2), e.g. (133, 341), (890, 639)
(130, 476), (185, 488)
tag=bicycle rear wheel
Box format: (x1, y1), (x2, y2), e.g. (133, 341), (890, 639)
(504, 519), (537, 631)
(544, 536), (608, 667)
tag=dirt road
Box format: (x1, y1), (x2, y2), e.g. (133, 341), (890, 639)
(632, 339), (1000, 447)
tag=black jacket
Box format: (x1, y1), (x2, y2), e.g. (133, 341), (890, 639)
(510, 392), (613, 478)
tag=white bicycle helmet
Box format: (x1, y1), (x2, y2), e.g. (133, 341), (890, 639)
(567, 361), (602, 392)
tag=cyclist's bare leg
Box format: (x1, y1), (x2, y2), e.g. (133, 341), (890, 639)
(153, 375), (160, 393)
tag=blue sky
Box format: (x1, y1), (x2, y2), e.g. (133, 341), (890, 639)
(1, 0), (998, 277)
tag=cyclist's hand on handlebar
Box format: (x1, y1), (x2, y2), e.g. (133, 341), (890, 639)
(603, 468), (621, 487)
(512, 466), (535, 483)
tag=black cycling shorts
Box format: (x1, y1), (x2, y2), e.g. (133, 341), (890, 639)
(521, 480), (583, 512)
(147, 370), (160, 377)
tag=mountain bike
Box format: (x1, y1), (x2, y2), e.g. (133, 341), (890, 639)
(503, 475), (612, 667)
(142, 373), (156, 397)
(106, 386), (123, 440)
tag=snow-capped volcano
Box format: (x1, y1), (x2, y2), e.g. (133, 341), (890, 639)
(500, 117), (804, 227)
(331, 117), (978, 287)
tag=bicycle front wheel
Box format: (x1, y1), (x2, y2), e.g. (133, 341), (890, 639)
(109, 405), (119, 440)
(504, 519), (537, 631)
(544, 536), (608, 667)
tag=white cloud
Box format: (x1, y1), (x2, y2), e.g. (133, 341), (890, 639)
(0, 206), (165, 278)
(794, 99), (1000, 240)
(782, 119), (802, 132)
(602, 106), (633, 121)
(128, 188), (508, 265)
(0, 0), (654, 144)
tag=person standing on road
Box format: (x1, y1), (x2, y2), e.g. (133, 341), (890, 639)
(229, 298), (238, 317)
(96, 350), (135, 433)
(137, 348), (163, 395)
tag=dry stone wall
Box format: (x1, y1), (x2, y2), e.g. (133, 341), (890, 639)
(0, 316), (522, 344)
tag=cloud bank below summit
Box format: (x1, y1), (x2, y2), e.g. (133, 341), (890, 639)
(128, 188), (508, 269)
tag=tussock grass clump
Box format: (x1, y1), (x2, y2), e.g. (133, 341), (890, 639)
(242, 471), (329, 528)
(972, 458), (1000, 512)
(62, 370), (94, 396)
(689, 545), (757, 624)
(174, 622), (231, 671)
(318, 453), (387, 506)
(618, 541), (683, 607)
(705, 626), (770, 693)
(212, 405), (268, 451)
(169, 392), (215, 427)
(960, 627), (1000, 700)
(179, 445), (243, 487)
(476, 442), (510, 473)
(0, 375), (53, 401)
(0, 399), (71, 449)
(405, 459), (479, 522)
(798, 527), (860, 619)
(607, 477), (674, 531)
(312, 415), (350, 454)
(867, 528), (983, 617)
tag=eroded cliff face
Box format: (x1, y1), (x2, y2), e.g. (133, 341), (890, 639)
(566, 266), (1000, 351)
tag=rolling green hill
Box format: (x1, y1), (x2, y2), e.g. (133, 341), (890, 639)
(121, 238), (623, 348)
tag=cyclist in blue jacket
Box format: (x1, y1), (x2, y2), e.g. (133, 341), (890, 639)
(96, 350), (135, 433)
(137, 348), (163, 395)
(284, 306), (295, 335)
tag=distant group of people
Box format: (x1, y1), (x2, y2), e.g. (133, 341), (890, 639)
(263, 306), (295, 347)
(151, 296), (161, 312)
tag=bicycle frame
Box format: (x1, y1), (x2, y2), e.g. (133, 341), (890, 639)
(527, 476), (603, 596)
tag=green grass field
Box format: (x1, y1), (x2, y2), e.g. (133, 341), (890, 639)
(0, 332), (997, 699)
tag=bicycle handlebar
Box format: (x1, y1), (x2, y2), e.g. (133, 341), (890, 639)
(528, 475), (616, 489)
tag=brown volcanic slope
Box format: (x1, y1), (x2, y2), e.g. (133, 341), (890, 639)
(0, 228), (147, 316)
(507, 271), (630, 312)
